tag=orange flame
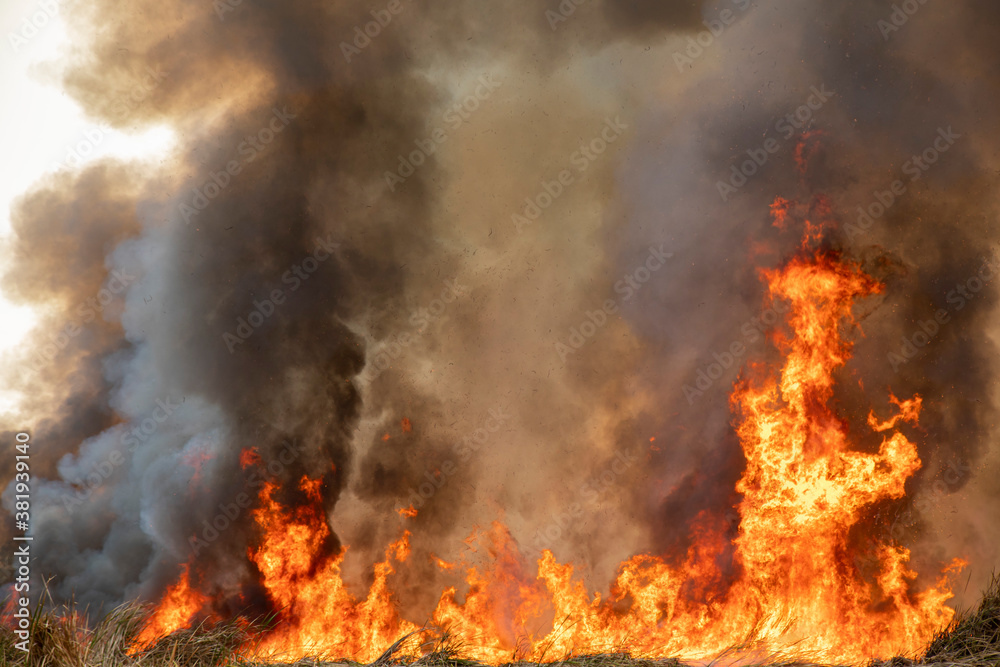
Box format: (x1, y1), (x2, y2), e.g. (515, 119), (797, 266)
(239, 447), (262, 470)
(433, 555), (456, 571)
(136, 563), (208, 648)
(144, 204), (962, 664)
(248, 478), (417, 661)
(728, 251), (958, 659)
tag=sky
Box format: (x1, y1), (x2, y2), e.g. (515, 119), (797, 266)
(0, 0), (173, 412)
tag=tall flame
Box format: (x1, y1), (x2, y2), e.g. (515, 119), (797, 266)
(142, 205), (962, 664)
(728, 252), (958, 658)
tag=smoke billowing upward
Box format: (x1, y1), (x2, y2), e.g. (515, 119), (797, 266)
(0, 0), (998, 640)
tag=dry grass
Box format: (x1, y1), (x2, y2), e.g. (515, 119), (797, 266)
(864, 573), (1000, 667)
(918, 573), (1000, 666)
(0, 598), (255, 667)
(2, 577), (998, 667)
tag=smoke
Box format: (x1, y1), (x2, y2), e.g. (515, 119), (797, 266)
(609, 0), (1000, 604)
(0, 0), (998, 627)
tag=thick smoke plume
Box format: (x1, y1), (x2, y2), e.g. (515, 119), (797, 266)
(1, 0), (998, 626)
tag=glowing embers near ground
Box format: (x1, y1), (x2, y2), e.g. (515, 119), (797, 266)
(142, 215), (963, 664)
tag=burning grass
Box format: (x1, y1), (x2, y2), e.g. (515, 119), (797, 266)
(2, 575), (998, 667)
(121, 243), (966, 664)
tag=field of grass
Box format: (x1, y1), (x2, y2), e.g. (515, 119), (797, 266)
(2, 575), (997, 667)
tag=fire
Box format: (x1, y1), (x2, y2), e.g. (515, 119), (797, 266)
(728, 251), (956, 658)
(141, 201), (962, 664)
(239, 447), (262, 470)
(433, 555), (456, 571)
(135, 564), (208, 648)
(430, 523), (550, 663)
(248, 478), (417, 661)
(770, 196), (794, 229)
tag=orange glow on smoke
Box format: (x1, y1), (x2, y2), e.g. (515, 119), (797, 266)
(142, 201), (962, 664)
(182, 447), (214, 490)
(794, 130), (825, 174)
(770, 196), (794, 229)
(239, 447), (262, 470)
(433, 555), (456, 571)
